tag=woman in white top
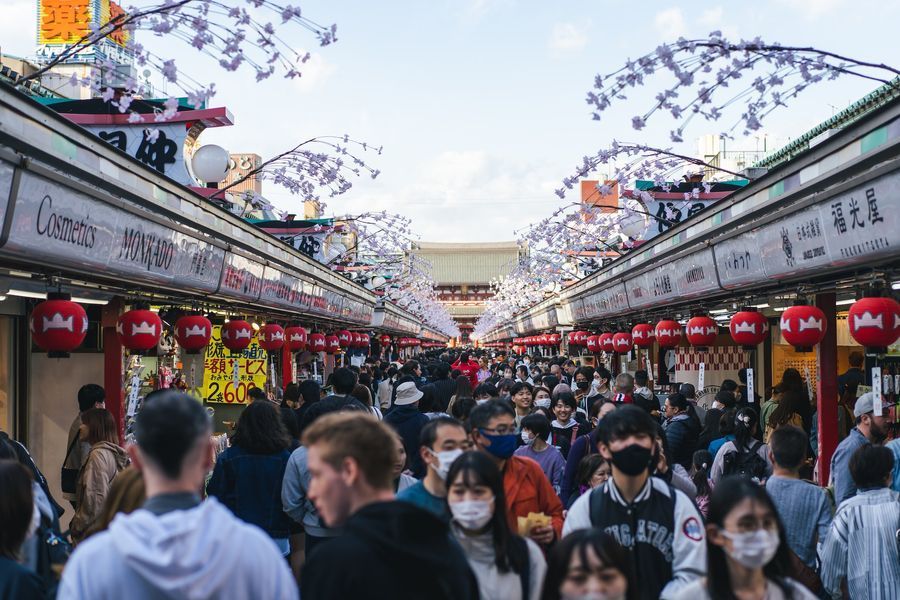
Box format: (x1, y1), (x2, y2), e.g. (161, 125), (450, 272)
(447, 452), (546, 600)
(710, 407), (772, 484)
(674, 476), (817, 600)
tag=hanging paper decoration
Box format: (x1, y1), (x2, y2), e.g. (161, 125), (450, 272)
(598, 333), (616, 353)
(359, 334), (371, 348)
(631, 323), (655, 348)
(848, 296), (900, 351)
(30, 293), (88, 358)
(118, 307), (162, 353)
(221, 319), (254, 352)
(567, 331), (578, 346)
(779, 305), (827, 352)
(584, 335), (598, 352)
(174, 314), (212, 354)
(325, 334), (341, 354)
(350, 332), (362, 348)
(573, 331), (589, 346)
(654, 320), (682, 348)
(285, 326), (308, 352)
(380, 334), (391, 346)
(309, 333), (327, 353)
(258, 324), (285, 352)
(549, 333), (561, 346)
(686, 315), (718, 349)
(337, 330), (353, 349)
(729, 309), (768, 348)
(613, 332), (633, 354)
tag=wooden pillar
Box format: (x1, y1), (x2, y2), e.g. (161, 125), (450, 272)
(281, 349), (293, 391)
(816, 292), (839, 486)
(102, 299), (124, 443)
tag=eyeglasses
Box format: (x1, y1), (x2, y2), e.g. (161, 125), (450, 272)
(480, 426), (516, 436)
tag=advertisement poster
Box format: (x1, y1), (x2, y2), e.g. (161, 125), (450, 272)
(201, 325), (267, 404)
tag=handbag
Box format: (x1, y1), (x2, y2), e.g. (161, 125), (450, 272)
(60, 435), (81, 495)
(787, 548), (822, 595)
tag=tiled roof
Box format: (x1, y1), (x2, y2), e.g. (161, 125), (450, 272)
(410, 241), (524, 285)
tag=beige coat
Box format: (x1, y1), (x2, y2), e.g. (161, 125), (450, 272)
(70, 441), (129, 541)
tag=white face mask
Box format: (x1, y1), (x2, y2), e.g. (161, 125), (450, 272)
(562, 594), (625, 600)
(428, 448), (463, 481)
(721, 528), (780, 569)
(476, 398), (490, 405)
(449, 498), (494, 531)
(520, 430), (535, 445)
(535, 397), (551, 409)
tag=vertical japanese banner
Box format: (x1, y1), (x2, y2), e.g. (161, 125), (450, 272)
(746, 368), (755, 404)
(872, 366), (883, 417)
(698, 362), (705, 391)
(201, 325), (267, 404)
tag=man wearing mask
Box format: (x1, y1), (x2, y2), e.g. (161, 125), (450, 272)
(564, 405), (706, 600)
(397, 417), (470, 523)
(830, 392), (888, 505)
(562, 360), (577, 386)
(470, 400), (564, 547)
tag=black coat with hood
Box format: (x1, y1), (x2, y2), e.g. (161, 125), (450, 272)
(301, 501), (479, 600)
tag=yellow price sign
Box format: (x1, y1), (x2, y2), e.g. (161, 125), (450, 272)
(200, 325), (267, 404)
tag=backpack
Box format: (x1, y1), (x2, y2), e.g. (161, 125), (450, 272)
(722, 441), (768, 480)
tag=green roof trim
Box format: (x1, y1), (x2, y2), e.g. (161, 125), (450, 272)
(754, 77), (900, 169)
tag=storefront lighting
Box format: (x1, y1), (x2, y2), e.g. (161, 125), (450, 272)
(713, 314), (731, 320)
(773, 306), (789, 312)
(835, 299), (856, 306)
(7, 289), (109, 304)
(752, 303), (770, 309)
(709, 308), (729, 314)
(893, 281), (900, 290)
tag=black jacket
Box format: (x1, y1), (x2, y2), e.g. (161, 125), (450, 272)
(301, 501), (479, 600)
(384, 405), (429, 478)
(697, 407), (724, 451)
(664, 414), (700, 470)
(425, 378), (456, 412)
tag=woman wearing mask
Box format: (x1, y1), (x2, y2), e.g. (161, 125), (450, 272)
(511, 382), (534, 431)
(673, 476), (816, 600)
(572, 367), (595, 417)
(447, 452), (547, 600)
(532, 387), (553, 411)
(710, 408), (771, 485)
(592, 367), (613, 403)
(515, 414), (566, 495)
(70, 409), (129, 543)
(541, 529), (635, 600)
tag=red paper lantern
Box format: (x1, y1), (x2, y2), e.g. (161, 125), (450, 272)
(729, 309), (768, 348)
(380, 334), (391, 346)
(325, 334), (341, 354)
(567, 332), (578, 346)
(118, 308), (162, 353)
(30, 293), (88, 357)
(686, 316), (718, 349)
(848, 296), (900, 351)
(285, 326), (307, 352)
(598, 333), (616, 353)
(359, 334), (371, 348)
(411, 338), (422, 347)
(337, 330), (352, 349)
(613, 332), (633, 354)
(350, 332), (362, 348)
(549, 333), (561, 345)
(258, 324), (285, 352)
(573, 331), (589, 346)
(631, 323), (655, 348)
(585, 335), (599, 352)
(221, 319), (253, 352)
(309, 333), (326, 353)
(174, 314), (212, 354)
(655, 320), (682, 348)
(779, 305), (826, 351)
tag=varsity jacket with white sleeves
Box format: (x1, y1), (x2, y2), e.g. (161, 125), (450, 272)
(562, 476), (706, 600)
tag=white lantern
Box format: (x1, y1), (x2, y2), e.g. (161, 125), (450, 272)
(620, 212), (647, 240)
(191, 144), (230, 183)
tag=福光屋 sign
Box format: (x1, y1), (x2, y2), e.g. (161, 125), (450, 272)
(200, 325), (268, 404)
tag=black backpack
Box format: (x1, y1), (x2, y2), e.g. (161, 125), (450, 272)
(722, 440), (768, 480)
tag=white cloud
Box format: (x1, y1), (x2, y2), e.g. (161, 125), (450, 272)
(460, 0), (515, 21)
(0, 1), (38, 59)
(654, 7), (686, 39)
(697, 6), (739, 39)
(548, 23), (589, 53)
(291, 52), (336, 93)
(776, 0), (846, 19)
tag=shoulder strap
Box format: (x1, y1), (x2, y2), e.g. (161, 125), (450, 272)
(515, 536), (531, 600)
(588, 486), (606, 527)
(749, 440), (763, 454)
(63, 433), (80, 464)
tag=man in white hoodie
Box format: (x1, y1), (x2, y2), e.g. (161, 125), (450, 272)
(59, 390), (298, 600)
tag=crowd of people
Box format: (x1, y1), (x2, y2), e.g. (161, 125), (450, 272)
(0, 349), (899, 599)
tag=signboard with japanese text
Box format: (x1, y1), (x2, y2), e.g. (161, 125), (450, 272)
(217, 252), (264, 301)
(671, 249), (720, 298)
(84, 123), (191, 185)
(37, 0), (133, 65)
(0, 161), (15, 234)
(201, 325), (268, 404)
(581, 283), (630, 319)
(757, 205), (832, 278)
(713, 230), (767, 290)
(259, 266), (303, 310)
(624, 271), (654, 309)
(822, 171), (898, 267)
(2, 170), (224, 292)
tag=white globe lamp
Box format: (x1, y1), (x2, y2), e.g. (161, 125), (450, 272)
(620, 212), (647, 240)
(191, 144), (230, 184)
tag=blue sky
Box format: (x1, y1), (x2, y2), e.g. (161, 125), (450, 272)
(3, 0), (898, 241)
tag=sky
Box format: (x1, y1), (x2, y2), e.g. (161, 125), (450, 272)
(3, 0), (899, 242)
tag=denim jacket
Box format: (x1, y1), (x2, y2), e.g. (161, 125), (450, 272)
(207, 444), (293, 539)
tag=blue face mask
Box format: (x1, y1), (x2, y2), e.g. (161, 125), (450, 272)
(479, 430), (518, 459)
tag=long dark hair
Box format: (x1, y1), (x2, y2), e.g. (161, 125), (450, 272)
(767, 389), (805, 430)
(733, 407), (758, 449)
(445, 451), (528, 576)
(454, 375), (473, 398)
(541, 529), (637, 600)
(706, 477), (795, 599)
(0, 459), (33, 559)
(231, 401), (292, 454)
(691, 449), (713, 497)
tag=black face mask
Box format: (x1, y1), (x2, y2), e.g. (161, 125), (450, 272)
(610, 443), (654, 476)
(575, 380), (590, 391)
